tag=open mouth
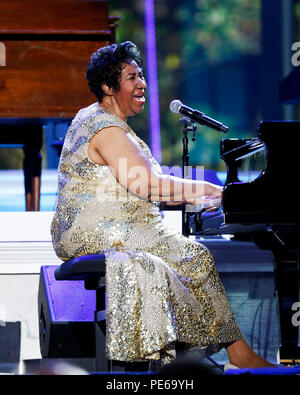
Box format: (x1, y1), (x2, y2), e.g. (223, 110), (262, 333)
(134, 94), (145, 103)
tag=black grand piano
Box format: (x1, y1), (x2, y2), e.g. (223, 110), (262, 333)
(189, 120), (300, 365)
(187, 67), (300, 365)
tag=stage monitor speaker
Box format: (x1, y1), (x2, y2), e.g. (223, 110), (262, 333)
(38, 265), (96, 358)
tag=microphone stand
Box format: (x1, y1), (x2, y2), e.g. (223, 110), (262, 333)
(180, 117), (197, 236)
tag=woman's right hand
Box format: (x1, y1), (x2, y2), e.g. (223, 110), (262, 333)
(187, 182), (223, 208)
(204, 182), (223, 200)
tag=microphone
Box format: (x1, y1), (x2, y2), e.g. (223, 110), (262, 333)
(170, 100), (229, 133)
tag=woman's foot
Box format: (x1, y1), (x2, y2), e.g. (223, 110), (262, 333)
(226, 339), (276, 369)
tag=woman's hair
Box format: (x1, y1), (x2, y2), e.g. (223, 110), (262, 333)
(86, 41), (143, 103)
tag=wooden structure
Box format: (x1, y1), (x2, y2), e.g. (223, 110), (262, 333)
(0, 0), (118, 210)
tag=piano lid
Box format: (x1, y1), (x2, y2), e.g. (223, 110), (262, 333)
(279, 66), (300, 104)
(220, 121), (300, 225)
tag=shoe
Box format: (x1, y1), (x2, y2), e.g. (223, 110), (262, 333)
(224, 363), (239, 371)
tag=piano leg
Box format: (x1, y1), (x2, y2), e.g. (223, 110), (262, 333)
(23, 128), (43, 211)
(24, 176), (41, 211)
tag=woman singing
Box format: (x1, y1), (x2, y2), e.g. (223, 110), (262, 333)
(51, 41), (274, 369)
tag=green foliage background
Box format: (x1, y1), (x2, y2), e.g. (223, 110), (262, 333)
(1, 0), (299, 170)
(109, 0), (262, 171)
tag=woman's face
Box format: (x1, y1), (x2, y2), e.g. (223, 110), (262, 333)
(113, 60), (147, 118)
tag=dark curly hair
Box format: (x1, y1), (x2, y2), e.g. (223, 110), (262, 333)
(85, 41), (143, 103)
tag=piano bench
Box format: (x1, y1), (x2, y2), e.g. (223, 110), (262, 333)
(39, 254), (151, 373)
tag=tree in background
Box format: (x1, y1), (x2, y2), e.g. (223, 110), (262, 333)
(1, 1), (286, 171)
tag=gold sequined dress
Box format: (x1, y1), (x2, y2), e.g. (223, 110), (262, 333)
(51, 102), (242, 363)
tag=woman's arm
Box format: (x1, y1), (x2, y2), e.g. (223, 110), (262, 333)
(88, 126), (222, 204)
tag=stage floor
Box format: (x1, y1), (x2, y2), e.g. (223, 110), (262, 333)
(0, 169), (299, 375)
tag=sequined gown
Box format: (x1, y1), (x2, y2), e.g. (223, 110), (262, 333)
(51, 102), (242, 363)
